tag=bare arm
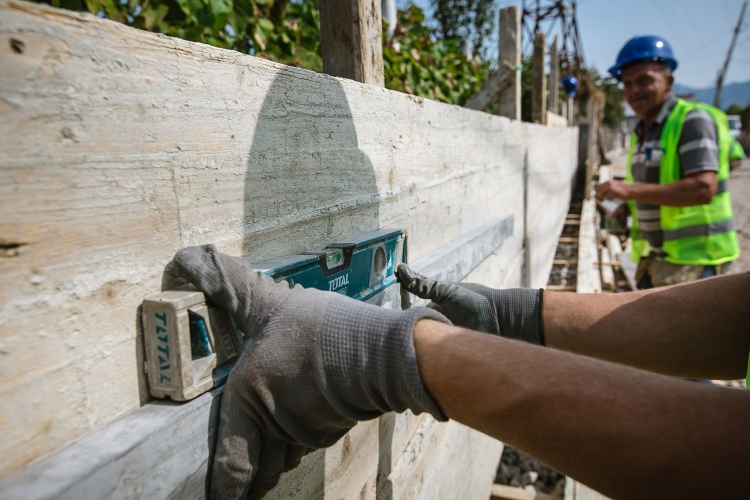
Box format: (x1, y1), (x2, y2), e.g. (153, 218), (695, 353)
(596, 171), (717, 207)
(542, 271), (750, 379)
(414, 319), (750, 500)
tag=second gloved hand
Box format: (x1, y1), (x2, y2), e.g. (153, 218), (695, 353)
(172, 245), (450, 500)
(396, 264), (545, 346)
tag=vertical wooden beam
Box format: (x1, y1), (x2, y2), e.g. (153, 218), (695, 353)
(548, 35), (559, 115)
(531, 32), (546, 124)
(497, 6), (521, 119)
(319, 0), (385, 87)
(584, 98), (599, 200)
(567, 96), (574, 124)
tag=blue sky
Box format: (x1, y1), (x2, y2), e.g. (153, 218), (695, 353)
(403, 0), (750, 89)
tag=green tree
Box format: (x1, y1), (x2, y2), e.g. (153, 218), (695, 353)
(725, 103), (743, 116)
(588, 69), (624, 127)
(519, 55), (533, 122)
(430, 0), (496, 58)
(37, 0), (323, 70)
(36, 0), (490, 105)
(383, 7), (489, 105)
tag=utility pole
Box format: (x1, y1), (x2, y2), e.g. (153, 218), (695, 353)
(713, 1), (747, 108)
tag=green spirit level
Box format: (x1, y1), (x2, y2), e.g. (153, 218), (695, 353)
(142, 229), (406, 401)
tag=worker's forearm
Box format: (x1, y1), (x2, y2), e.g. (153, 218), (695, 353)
(413, 320), (750, 500)
(543, 272), (750, 379)
(627, 176), (715, 206)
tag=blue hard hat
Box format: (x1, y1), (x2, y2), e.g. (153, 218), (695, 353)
(562, 75), (578, 97)
(608, 36), (678, 81)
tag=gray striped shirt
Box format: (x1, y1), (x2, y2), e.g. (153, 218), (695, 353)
(631, 95), (719, 253)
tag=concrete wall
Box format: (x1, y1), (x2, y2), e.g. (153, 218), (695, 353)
(0, 0), (578, 495)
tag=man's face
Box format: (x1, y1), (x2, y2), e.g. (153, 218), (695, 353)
(621, 62), (673, 119)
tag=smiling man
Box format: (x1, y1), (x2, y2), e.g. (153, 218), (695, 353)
(597, 36), (739, 289)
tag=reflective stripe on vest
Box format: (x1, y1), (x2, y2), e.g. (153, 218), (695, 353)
(625, 99), (740, 266)
(663, 219), (734, 241)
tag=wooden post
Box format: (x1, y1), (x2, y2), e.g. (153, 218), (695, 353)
(464, 6), (520, 112)
(548, 35), (559, 115)
(497, 5), (521, 119)
(584, 98), (599, 199)
(531, 32), (546, 124)
(567, 96), (574, 124)
(319, 0), (385, 86)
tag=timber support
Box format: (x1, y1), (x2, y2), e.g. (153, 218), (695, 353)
(532, 32), (547, 124)
(319, 0), (384, 86)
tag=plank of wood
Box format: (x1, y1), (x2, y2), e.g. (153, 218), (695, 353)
(546, 110), (568, 127)
(598, 165), (612, 184)
(524, 125), (580, 289)
(532, 32), (547, 125)
(0, 0), (578, 480)
(552, 259), (577, 265)
(606, 234), (622, 260)
(564, 478), (612, 500)
(558, 237), (580, 243)
(464, 64), (514, 111)
(548, 35), (559, 114)
(497, 6), (521, 119)
(600, 246), (615, 291)
(319, 0), (384, 86)
(584, 99), (600, 200)
(406, 215), (513, 291)
(576, 199), (602, 294)
(546, 285), (576, 292)
(490, 483), (536, 500)
(617, 251), (638, 292)
(0, 218), (513, 500)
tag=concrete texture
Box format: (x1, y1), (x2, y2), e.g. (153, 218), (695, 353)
(0, 0), (578, 495)
(0, 219), (513, 500)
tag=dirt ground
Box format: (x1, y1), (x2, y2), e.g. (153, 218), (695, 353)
(729, 158), (750, 274)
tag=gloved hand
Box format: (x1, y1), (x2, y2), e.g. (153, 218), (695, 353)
(396, 264), (545, 346)
(172, 245), (450, 500)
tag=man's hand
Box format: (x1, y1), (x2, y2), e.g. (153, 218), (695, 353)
(396, 265), (544, 345)
(611, 201), (630, 228)
(172, 245), (449, 500)
(596, 180), (632, 201)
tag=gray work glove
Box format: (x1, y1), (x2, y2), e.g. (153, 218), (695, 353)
(172, 245), (449, 500)
(396, 264), (545, 346)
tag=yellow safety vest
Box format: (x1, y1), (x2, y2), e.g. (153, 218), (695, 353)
(625, 99), (740, 266)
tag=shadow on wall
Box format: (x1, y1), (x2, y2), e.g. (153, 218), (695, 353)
(219, 68), (395, 498)
(241, 67), (381, 262)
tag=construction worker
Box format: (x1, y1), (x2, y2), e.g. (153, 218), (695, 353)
(596, 36), (740, 289)
(171, 245), (749, 500)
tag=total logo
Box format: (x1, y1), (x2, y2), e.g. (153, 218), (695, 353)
(328, 273), (349, 292)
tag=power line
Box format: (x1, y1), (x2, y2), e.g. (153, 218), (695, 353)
(714, 1), (748, 106)
(652, 0), (718, 84)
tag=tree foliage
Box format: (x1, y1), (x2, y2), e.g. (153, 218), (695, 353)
(39, 0), (323, 70)
(430, 0), (496, 58)
(36, 0), (489, 105)
(383, 6), (490, 105)
(725, 103), (744, 116)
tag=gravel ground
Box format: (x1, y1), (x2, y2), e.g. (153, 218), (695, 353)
(729, 158), (750, 274)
